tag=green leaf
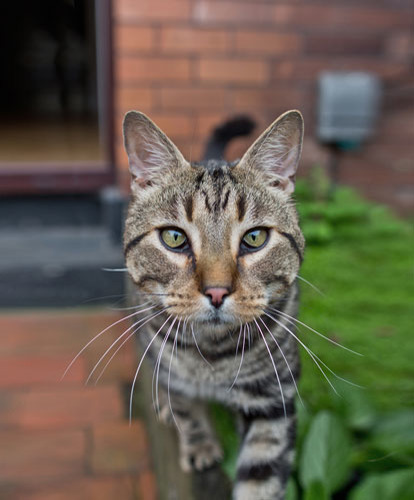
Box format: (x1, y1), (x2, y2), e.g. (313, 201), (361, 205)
(285, 478), (298, 500)
(350, 469), (414, 500)
(304, 481), (329, 500)
(370, 410), (414, 455)
(329, 383), (377, 431)
(299, 411), (351, 494)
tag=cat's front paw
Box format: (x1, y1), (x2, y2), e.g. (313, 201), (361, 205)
(180, 438), (223, 472)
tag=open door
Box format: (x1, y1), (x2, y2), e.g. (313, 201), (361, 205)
(0, 0), (114, 194)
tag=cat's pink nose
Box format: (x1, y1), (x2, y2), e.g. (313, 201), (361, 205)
(204, 287), (230, 308)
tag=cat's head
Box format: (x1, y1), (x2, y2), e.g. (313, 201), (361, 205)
(123, 111), (304, 332)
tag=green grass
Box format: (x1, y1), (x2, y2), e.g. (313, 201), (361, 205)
(296, 181), (414, 412)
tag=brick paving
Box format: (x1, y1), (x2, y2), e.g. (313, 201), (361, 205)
(0, 309), (156, 500)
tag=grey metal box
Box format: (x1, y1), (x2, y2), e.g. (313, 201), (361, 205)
(317, 72), (381, 143)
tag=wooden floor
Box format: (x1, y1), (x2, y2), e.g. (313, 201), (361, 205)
(0, 119), (105, 171)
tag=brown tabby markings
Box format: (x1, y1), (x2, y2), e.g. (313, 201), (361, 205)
(122, 110), (305, 500)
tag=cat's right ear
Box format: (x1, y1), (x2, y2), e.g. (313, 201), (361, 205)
(237, 110), (304, 194)
(123, 111), (188, 191)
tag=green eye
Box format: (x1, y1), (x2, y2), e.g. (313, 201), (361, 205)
(161, 228), (188, 249)
(242, 228), (268, 249)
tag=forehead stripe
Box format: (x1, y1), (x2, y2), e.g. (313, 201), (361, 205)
(184, 195), (193, 222)
(221, 188), (231, 210)
(124, 231), (149, 256)
(237, 194), (246, 221)
(280, 231), (303, 263)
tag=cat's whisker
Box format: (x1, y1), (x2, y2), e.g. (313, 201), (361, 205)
(92, 308), (168, 385)
(129, 314), (173, 425)
(153, 317), (178, 415)
(81, 293), (128, 304)
(235, 324), (243, 359)
(61, 306), (158, 381)
(182, 318), (188, 352)
(109, 300), (154, 311)
(264, 312), (338, 395)
(258, 317), (304, 408)
(168, 319), (182, 433)
(152, 318), (177, 414)
(101, 267), (129, 272)
(190, 323), (214, 370)
(228, 324), (246, 392)
(180, 317), (187, 351)
(269, 307), (362, 356)
(254, 319), (287, 418)
(311, 352), (363, 388)
(296, 275), (325, 296)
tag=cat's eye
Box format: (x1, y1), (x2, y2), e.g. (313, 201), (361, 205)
(241, 228), (269, 252)
(160, 228), (188, 251)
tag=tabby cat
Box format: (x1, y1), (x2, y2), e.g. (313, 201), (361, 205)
(123, 109), (305, 500)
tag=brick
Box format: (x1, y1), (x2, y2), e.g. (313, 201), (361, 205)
(360, 186), (414, 216)
(160, 27), (231, 53)
(235, 31), (303, 55)
(195, 112), (233, 137)
(305, 34), (382, 56)
(193, 1), (275, 25)
(0, 356), (84, 388)
(115, 0), (191, 22)
(339, 157), (414, 187)
(272, 59), (407, 81)
(117, 56), (191, 82)
(0, 310), (139, 387)
(385, 31), (413, 61)
(115, 25), (155, 52)
(272, 59), (334, 81)
(0, 386), (123, 429)
(159, 87), (232, 110)
(174, 138), (205, 163)
(0, 430), (85, 483)
(138, 470), (158, 500)
(90, 421), (149, 473)
(83, 329), (137, 385)
(197, 58), (269, 84)
(233, 88), (304, 111)
(16, 478), (135, 500)
(115, 87), (154, 111)
(145, 113), (194, 139)
(116, 141), (130, 172)
(0, 311), (124, 357)
(225, 137), (252, 162)
(273, 5), (412, 30)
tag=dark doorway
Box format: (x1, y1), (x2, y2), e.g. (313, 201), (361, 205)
(0, 0), (114, 194)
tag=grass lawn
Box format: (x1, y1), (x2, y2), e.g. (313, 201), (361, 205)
(297, 181), (414, 412)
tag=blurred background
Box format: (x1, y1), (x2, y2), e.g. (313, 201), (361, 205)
(0, 0), (413, 499)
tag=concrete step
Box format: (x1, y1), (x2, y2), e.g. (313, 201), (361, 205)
(0, 227), (125, 308)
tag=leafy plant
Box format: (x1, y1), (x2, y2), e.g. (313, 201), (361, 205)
(299, 411), (351, 495)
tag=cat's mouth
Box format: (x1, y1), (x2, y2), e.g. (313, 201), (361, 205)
(200, 316), (228, 325)
(198, 307), (234, 326)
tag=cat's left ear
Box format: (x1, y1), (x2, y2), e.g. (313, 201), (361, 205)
(238, 110), (304, 194)
(123, 111), (188, 191)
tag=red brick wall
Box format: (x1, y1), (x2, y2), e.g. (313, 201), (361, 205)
(113, 0), (413, 213)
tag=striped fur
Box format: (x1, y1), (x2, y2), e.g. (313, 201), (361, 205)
(123, 110), (305, 499)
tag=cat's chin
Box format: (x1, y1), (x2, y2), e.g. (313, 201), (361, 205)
(194, 311), (238, 333)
